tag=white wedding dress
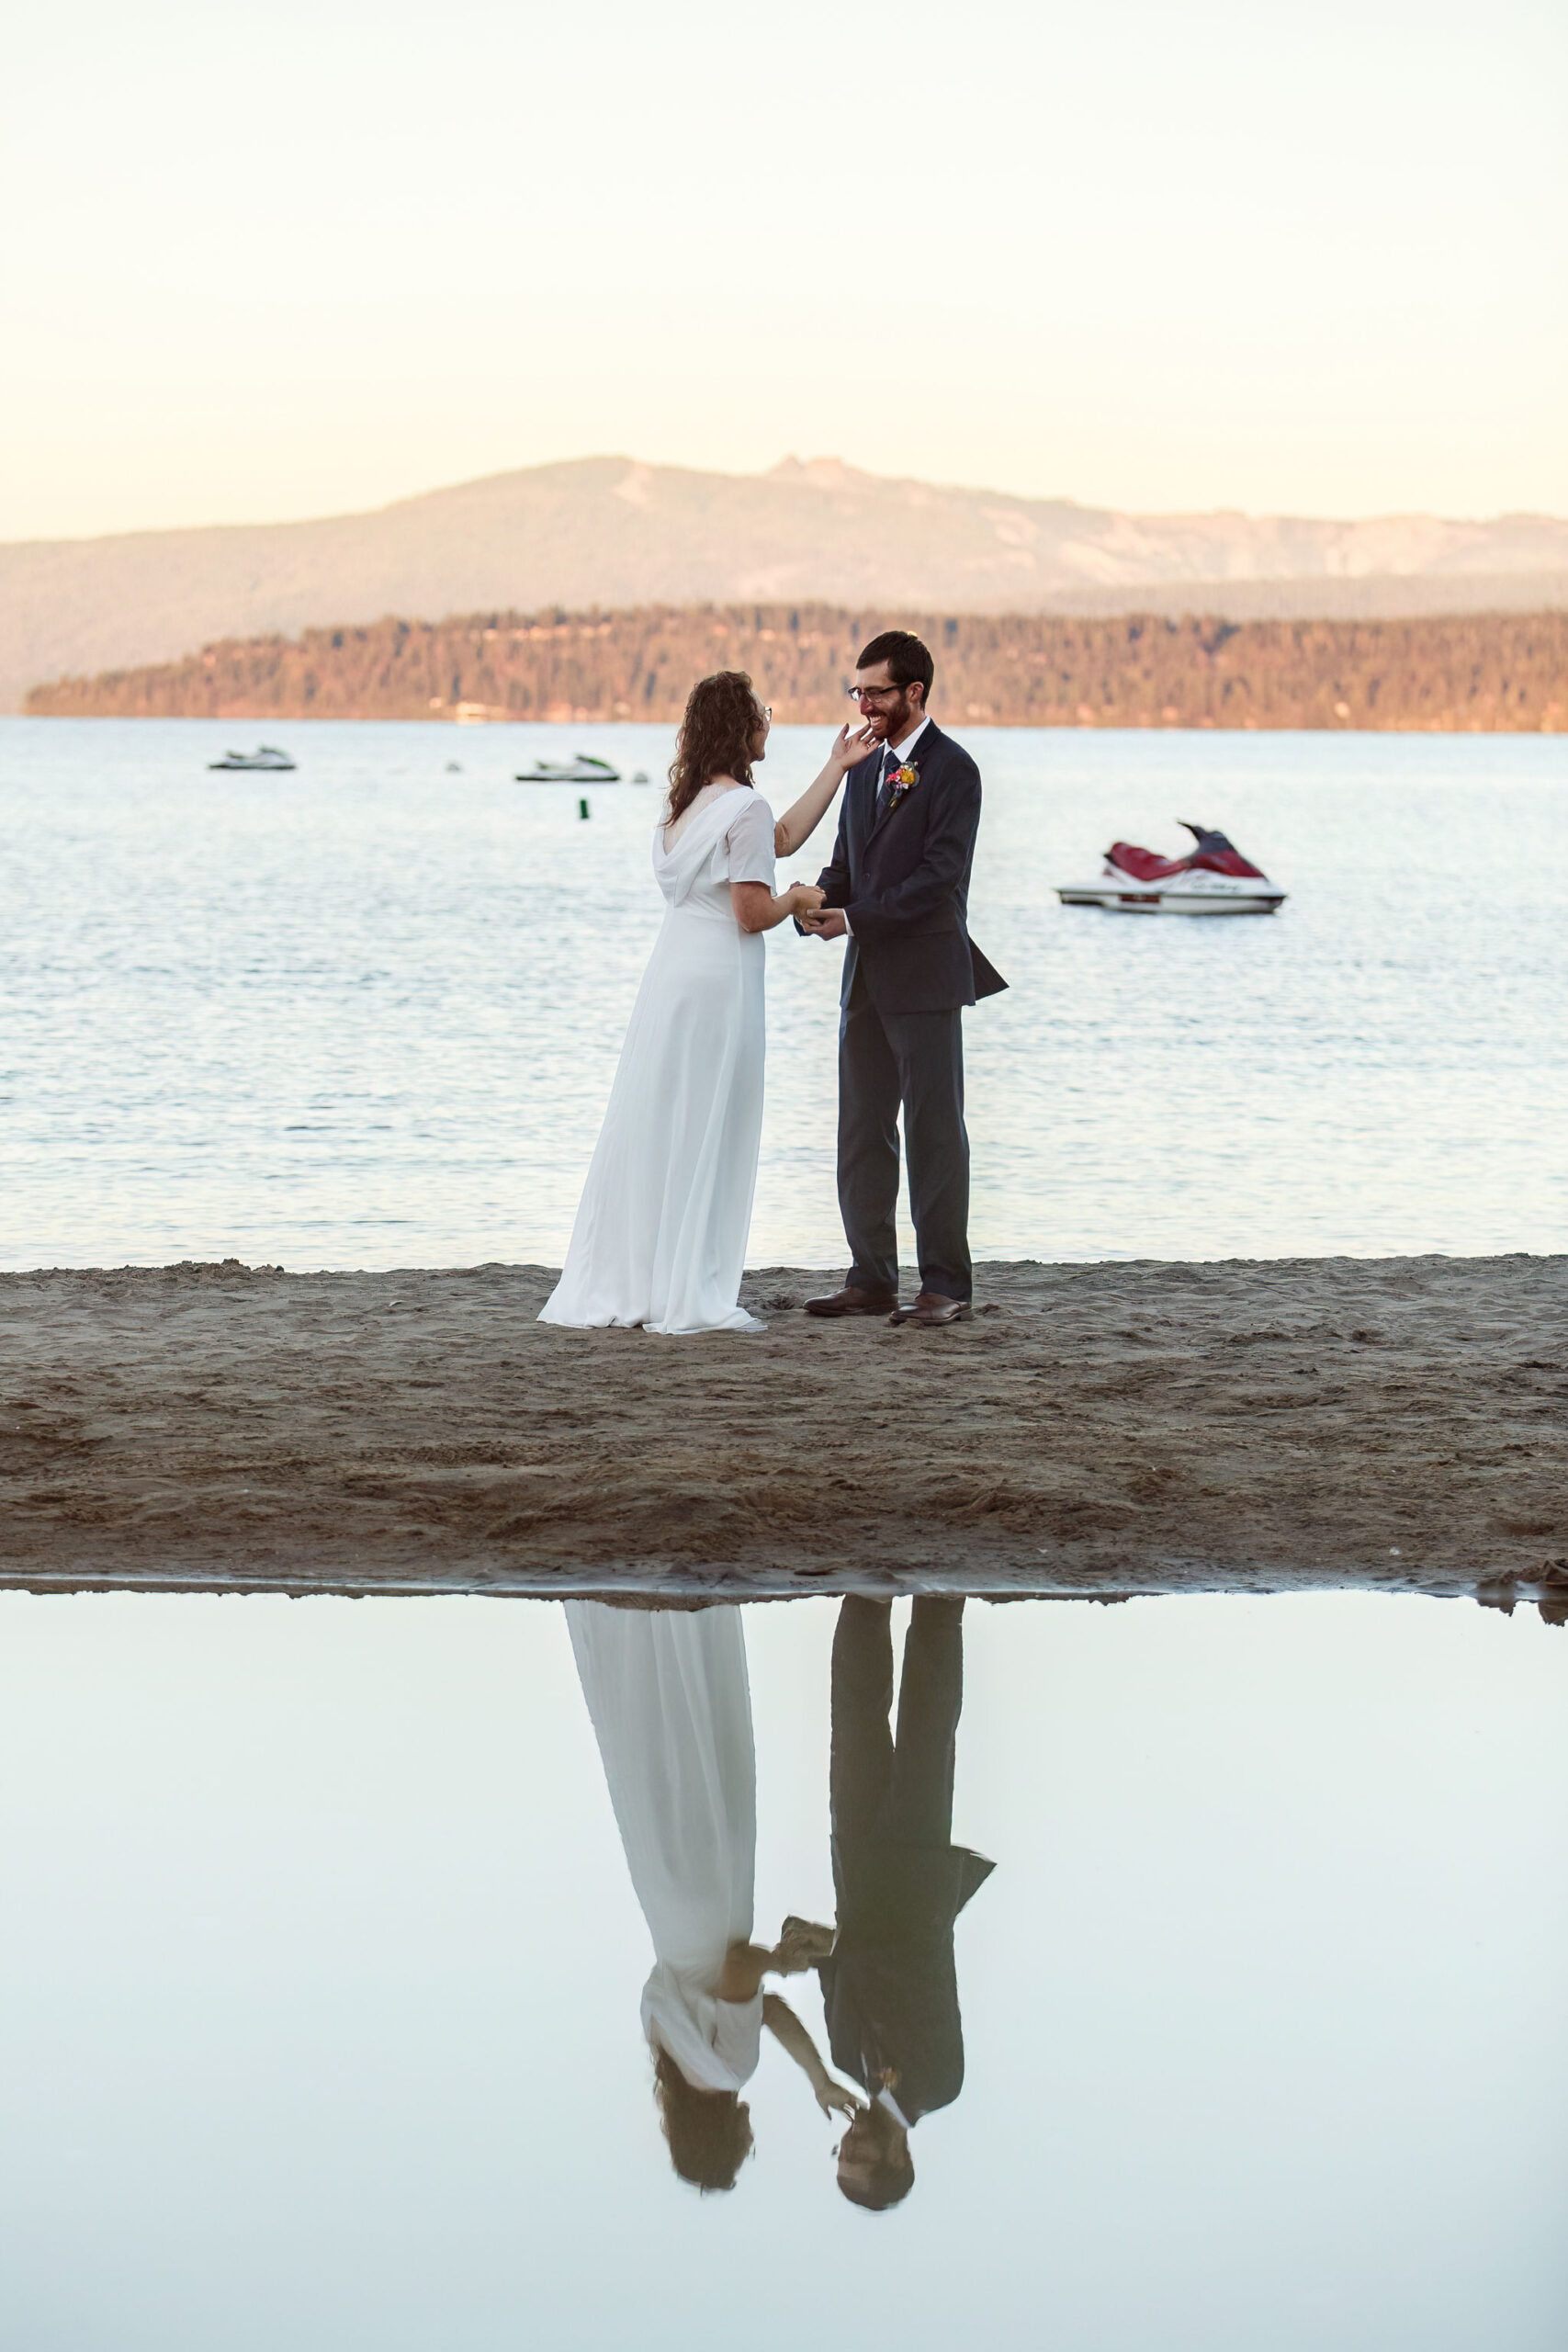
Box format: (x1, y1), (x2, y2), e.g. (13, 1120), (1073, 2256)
(566, 1600), (762, 2093)
(539, 784), (776, 1335)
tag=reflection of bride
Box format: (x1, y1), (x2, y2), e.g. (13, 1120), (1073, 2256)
(566, 1600), (859, 2192)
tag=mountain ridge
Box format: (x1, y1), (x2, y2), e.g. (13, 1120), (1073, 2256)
(6, 455), (1568, 714)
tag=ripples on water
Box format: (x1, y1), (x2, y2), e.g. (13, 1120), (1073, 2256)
(1, 718), (1562, 1270)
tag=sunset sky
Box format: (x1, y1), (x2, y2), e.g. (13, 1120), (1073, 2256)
(3, 0), (1563, 539)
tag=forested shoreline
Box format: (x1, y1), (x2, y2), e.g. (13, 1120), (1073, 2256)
(27, 603), (1567, 731)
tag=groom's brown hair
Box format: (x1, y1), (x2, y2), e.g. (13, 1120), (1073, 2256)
(856, 629), (934, 703)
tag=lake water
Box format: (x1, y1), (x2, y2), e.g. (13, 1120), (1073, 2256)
(0, 1588), (1562, 2351)
(6, 735), (1564, 2346)
(1, 717), (1563, 1272)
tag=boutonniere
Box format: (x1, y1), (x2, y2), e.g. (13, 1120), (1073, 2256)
(886, 763), (919, 808)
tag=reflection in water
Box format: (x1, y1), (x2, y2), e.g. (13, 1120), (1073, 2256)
(566, 1595), (995, 2210)
(820, 1598), (993, 2210)
(565, 1600), (858, 2193)
(0, 1590), (1563, 2346)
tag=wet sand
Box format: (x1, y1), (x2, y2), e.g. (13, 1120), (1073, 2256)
(0, 1256), (1563, 1608)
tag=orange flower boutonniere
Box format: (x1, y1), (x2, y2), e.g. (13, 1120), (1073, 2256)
(886, 763), (919, 808)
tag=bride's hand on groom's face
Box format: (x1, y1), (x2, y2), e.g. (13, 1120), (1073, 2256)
(830, 722), (878, 773)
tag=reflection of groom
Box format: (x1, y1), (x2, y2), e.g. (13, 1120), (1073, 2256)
(816, 1596), (993, 2211)
(801, 629), (1006, 1329)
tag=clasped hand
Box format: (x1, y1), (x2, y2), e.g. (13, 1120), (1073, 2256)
(773, 1916), (836, 1973)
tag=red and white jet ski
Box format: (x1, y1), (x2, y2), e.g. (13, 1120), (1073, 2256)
(1056, 823), (1286, 916)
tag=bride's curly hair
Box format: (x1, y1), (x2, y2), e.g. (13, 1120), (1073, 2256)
(652, 2047), (754, 2192)
(666, 670), (762, 824)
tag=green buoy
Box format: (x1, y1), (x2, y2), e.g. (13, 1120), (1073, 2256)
(579, 797), (591, 820)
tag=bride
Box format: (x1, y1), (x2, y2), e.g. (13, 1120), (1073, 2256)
(539, 670), (870, 1336)
(566, 1600), (862, 2194)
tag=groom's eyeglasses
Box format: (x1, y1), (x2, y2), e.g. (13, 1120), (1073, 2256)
(846, 684), (902, 705)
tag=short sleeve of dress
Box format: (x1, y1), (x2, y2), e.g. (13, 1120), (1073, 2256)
(641, 1967), (763, 2092)
(725, 795), (776, 889)
(711, 1993), (764, 2085)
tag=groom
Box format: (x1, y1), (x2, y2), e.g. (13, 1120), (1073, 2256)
(800, 630), (1005, 1327)
(815, 1596), (992, 2211)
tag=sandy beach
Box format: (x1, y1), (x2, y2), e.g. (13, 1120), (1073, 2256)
(1, 1255), (1562, 1608)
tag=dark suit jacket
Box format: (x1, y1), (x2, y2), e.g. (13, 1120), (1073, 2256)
(818, 1842), (994, 2123)
(815, 719), (1007, 1016)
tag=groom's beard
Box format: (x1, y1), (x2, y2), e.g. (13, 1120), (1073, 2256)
(872, 693), (917, 742)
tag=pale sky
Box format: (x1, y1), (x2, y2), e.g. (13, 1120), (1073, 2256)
(3, 0), (1563, 541)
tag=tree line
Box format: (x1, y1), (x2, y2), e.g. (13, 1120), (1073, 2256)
(27, 602), (1567, 731)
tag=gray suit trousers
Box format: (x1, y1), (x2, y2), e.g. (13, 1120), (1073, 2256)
(838, 967), (971, 1302)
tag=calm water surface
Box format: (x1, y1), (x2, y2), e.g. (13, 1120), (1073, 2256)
(1, 717), (1563, 1271)
(0, 1589), (1562, 2351)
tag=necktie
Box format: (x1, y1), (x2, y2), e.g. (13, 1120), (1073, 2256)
(874, 746), (900, 820)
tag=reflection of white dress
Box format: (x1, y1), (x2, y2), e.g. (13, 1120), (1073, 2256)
(566, 1600), (762, 2093)
(539, 785), (775, 1336)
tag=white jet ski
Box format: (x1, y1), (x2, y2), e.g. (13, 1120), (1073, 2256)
(209, 744), (296, 772)
(513, 752), (621, 784)
(1056, 823), (1286, 915)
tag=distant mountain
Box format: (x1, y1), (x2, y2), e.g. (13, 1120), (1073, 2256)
(6, 454), (1568, 713)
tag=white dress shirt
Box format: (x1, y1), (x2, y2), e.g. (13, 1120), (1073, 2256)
(843, 713), (931, 936)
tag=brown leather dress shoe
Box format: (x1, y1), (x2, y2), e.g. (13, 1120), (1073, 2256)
(804, 1284), (898, 1317)
(888, 1291), (974, 1327)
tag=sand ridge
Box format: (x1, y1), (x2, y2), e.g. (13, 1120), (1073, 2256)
(1, 1256), (1563, 1607)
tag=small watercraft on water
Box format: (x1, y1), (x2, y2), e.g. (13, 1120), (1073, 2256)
(1056, 822), (1286, 916)
(209, 744), (296, 773)
(513, 752), (621, 784)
